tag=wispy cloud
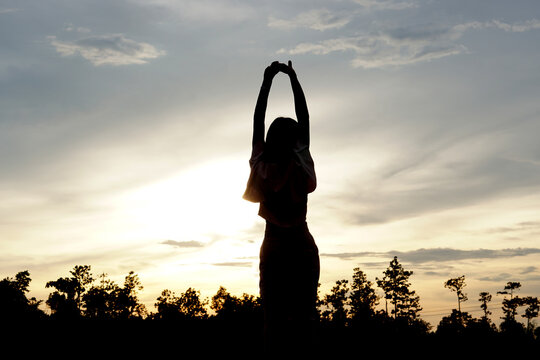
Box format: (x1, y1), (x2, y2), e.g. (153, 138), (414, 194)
(128, 0), (256, 23)
(278, 23), (467, 68)
(321, 247), (540, 263)
(0, 8), (20, 14)
(161, 240), (205, 248)
(521, 266), (538, 275)
(353, 0), (418, 11)
(211, 262), (253, 267)
(49, 34), (165, 66)
(479, 270), (540, 283)
(278, 19), (540, 68)
(481, 221), (540, 235)
(268, 8), (353, 31)
(462, 19), (540, 33)
(63, 23), (91, 33)
(478, 273), (514, 282)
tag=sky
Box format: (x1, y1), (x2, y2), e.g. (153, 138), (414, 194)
(1, 0), (540, 326)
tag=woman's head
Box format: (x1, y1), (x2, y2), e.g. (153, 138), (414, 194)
(265, 117), (299, 161)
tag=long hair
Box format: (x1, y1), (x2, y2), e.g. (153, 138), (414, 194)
(264, 117), (299, 163)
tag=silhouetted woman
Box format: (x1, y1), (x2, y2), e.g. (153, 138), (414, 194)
(243, 61), (319, 354)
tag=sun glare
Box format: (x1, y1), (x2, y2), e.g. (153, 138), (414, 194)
(124, 157), (259, 242)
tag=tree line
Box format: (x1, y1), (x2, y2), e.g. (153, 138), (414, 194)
(1, 256), (539, 349)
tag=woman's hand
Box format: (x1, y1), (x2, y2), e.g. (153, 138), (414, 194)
(279, 60), (296, 78)
(263, 61), (280, 82)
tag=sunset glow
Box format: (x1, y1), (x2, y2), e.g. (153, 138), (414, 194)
(124, 158), (256, 240)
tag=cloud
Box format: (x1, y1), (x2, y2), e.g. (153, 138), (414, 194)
(49, 34), (165, 66)
(521, 266), (538, 275)
(505, 156), (540, 167)
(211, 262), (253, 267)
(481, 19), (540, 33)
(321, 247), (540, 264)
(278, 19), (540, 68)
(314, 115), (540, 227)
(268, 9), (352, 31)
(63, 23), (91, 33)
(278, 25), (467, 68)
(128, 0), (256, 23)
(0, 8), (19, 14)
(161, 240), (205, 248)
(482, 221), (540, 235)
(478, 273), (514, 282)
(353, 0), (418, 10)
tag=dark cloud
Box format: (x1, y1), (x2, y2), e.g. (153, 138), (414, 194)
(520, 266), (538, 275)
(478, 273), (514, 282)
(321, 247), (540, 264)
(482, 221), (540, 235)
(353, 261), (391, 269)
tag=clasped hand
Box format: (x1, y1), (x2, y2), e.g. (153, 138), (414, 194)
(264, 60), (295, 82)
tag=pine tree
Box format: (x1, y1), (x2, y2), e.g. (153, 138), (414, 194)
(444, 275), (468, 313)
(497, 281), (522, 321)
(349, 268), (379, 320)
(376, 256), (422, 322)
(478, 291), (492, 322)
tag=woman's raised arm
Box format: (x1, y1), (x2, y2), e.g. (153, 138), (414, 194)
(252, 61), (280, 155)
(280, 61), (310, 147)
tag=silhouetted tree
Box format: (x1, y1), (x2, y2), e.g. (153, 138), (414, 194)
(315, 282), (324, 320)
(46, 266), (94, 319)
(0, 270), (46, 320)
(400, 292), (423, 322)
(444, 275), (468, 313)
(210, 286), (262, 320)
(498, 281), (522, 298)
(211, 286), (236, 317)
(7, 261), (540, 351)
(113, 271), (146, 319)
(467, 317), (499, 337)
(497, 282), (525, 335)
(47, 267), (147, 319)
(70, 265), (93, 311)
(236, 293), (262, 316)
(479, 291), (492, 322)
(436, 309), (472, 336)
(497, 281), (522, 322)
(376, 257), (422, 322)
(154, 287), (208, 320)
(154, 289), (181, 319)
(82, 273), (119, 319)
(320, 280), (349, 327)
(521, 296), (539, 333)
(349, 268), (379, 321)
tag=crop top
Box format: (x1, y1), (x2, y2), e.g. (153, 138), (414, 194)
(243, 143), (316, 227)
